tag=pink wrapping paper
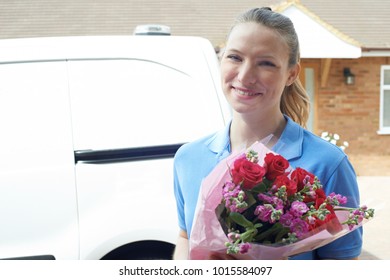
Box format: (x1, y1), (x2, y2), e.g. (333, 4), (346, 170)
(189, 142), (367, 260)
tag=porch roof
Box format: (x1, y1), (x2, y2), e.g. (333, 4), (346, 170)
(275, 1), (361, 58)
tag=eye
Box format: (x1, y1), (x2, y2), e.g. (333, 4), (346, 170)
(226, 54), (242, 62)
(258, 61), (276, 67)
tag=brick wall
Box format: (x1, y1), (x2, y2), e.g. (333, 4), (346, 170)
(306, 57), (390, 175)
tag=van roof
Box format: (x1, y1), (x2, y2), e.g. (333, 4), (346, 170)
(0, 35), (214, 65)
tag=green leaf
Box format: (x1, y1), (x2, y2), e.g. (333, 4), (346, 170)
(254, 223), (263, 229)
(254, 223), (283, 243)
(275, 227), (290, 243)
(251, 182), (268, 193)
(240, 228), (257, 242)
(252, 178), (274, 193)
(229, 212), (253, 228)
(244, 191), (257, 208)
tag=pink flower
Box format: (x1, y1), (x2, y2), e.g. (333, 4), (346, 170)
(327, 192), (348, 205)
(289, 201), (309, 217)
(257, 193), (284, 210)
(254, 204), (282, 223)
(222, 182), (247, 213)
(258, 193), (273, 203)
(255, 204), (273, 223)
(290, 218), (309, 238)
(279, 212), (294, 228)
(239, 243), (251, 254)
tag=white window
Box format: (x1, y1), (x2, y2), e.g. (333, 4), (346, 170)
(379, 66), (390, 134)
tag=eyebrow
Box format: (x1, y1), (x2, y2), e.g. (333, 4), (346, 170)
(225, 48), (277, 60)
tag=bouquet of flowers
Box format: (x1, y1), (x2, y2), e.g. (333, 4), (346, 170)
(189, 141), (374, 259)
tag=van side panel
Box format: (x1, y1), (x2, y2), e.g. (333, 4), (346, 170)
(0, 61), (79, 259)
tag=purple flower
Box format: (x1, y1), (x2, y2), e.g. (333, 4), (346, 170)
(255, 204), (273, 223)
(279, 212), (294, 228)
(255, 204), (282, 223)
(222, 182), (247, 213)
(258, 193), (284, 210)
(258, 193), (273, 204)
(239, 243), (251, 254)
(290, 218), (309, 238)
(289, 201), (309, 217)
(223, 182), (240, 197)
(352, 209), (364, 223)
(227, 232), (240, 242)
(305, 190), (316, 200)
(327, 192), (348, 205)
(303, 175), (312, 186)
(306, 215), (316, 225)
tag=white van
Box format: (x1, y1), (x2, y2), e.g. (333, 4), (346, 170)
(0, 35), (230, 259)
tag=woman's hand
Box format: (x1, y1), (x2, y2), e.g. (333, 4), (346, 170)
(173, 230), (189, 260)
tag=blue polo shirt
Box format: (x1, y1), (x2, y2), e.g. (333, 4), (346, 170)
(173, 116), (362, 259)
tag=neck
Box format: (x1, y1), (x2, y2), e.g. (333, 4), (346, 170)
(230, 112), (286, 152)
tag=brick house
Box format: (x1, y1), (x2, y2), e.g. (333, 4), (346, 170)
(1, 0), (389, 175)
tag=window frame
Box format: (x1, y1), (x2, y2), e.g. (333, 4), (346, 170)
(379, 65), (390, 134)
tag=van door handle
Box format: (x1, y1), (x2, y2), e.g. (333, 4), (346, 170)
(74, 143), (184, 164)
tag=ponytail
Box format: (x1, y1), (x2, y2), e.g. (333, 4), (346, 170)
(281, 77), (310, 127)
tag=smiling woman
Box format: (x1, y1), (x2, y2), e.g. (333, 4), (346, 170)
(173, 7), (363, 260)
(220, 22), (300, 142)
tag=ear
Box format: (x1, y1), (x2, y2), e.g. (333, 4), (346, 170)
(286, 63), (301, 86)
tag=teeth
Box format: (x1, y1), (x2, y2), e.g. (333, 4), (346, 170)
(236, 89), (259, 96)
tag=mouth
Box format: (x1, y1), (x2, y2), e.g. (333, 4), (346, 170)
(233, 87), (262, 97)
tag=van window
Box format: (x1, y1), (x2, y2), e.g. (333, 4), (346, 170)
(68, 59), (225, 150)
(0, 61), (75, 169)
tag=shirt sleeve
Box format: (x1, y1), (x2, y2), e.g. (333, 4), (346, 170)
(173, 155), (187, 233)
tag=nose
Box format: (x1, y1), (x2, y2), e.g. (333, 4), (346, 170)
(237, 62), (256, 85)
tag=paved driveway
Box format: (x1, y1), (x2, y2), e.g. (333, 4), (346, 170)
(357, 176), (390, 260)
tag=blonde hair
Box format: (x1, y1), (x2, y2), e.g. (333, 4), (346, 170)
(231, 7), (310, 127)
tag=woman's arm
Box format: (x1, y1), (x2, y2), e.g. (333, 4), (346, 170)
(173, 230), (189, 260)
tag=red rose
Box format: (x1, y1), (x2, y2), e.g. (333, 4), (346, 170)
(313, 188), (326, 207)
(303, 187), (326, 204)
(264, 153), (290, 181)
(291, 167), (315, 191)
(308, 204), (343, 235)
(231, 157), (266, 190)
(324, 210), (343, 234)
(307, 189), (343, 234)
(274, 174), (297, 196)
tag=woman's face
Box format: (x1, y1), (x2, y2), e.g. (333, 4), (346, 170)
(220, 22), (299, 117)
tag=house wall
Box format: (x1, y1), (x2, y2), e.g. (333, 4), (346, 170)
(304, 57), (390, 176)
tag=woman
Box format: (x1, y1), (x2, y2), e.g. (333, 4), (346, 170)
(173, 7), (362, 260)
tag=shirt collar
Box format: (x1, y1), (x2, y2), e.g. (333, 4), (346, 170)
(273, 116), (303, 161)
(205, 120), (231, 159)
(205, 116), (304, 161)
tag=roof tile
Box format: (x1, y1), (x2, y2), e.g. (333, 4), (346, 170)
(0, 0), (388, 49)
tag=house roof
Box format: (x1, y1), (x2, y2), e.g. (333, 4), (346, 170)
(0, 0), (389, 53)
(275, 1), (361, 58)
(299, 0), (390, 50)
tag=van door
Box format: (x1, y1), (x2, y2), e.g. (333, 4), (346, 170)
(68, 55), (226, 259)
(0, 61), (79, 259)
